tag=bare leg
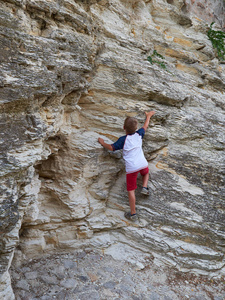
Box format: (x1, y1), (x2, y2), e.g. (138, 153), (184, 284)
(128, 190), (136, 215)
(142, 172), (149, 188)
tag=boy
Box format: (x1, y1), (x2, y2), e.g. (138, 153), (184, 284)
(98, 111), (155, 221)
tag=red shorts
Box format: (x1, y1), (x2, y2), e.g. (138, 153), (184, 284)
(126, 167), (149, 191)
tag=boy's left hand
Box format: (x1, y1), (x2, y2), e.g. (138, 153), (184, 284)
(98, 138), (104, 145)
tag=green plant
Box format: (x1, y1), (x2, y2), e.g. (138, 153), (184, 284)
(147, 50), (168, 71)
(207, 22), (225, 61)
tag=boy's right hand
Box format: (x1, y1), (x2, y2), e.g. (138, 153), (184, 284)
(143, 111), (155, 131)
(145, 111), (155, 118)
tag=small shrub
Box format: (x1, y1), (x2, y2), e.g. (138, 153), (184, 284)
(207, 22), (225, 61)
(147, 50), (169, 72)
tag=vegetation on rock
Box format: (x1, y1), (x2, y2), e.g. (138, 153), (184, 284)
(147, 50), (168, 70)
(207, 22), (225, 61)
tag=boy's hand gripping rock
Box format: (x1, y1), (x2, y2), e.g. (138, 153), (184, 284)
(143, 111), (155, 131)
(145, 111), (155, 118)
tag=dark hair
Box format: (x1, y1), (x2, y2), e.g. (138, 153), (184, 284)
(124, 117), (138, 134)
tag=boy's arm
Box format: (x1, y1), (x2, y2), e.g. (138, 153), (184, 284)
(98, 138), (113, 151)
(143, 111), (155, 131)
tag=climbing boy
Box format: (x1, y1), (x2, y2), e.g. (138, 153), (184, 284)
(98, 111), (155, 221)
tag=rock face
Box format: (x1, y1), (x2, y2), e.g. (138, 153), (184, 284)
(0, 0), (224, 298)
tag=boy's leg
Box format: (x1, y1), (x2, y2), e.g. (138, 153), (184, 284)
(142, 172), (149, 188)
(140, 167), (150, 195)
(126, 171), (138, 216)
(140, 167), (149, 188)
(128, 190), (136, 215)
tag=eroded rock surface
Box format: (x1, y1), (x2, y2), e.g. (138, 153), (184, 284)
(0, 0), (225, 298)
(10, 249), (225, 300)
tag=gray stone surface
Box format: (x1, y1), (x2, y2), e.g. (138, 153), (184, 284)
(10, 249), (225, 300)
(0, 0), (225, 298)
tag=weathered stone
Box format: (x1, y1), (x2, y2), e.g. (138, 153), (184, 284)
(60, 278), (78, 289)
(0, 0), (225, 298)
(15, 279), (30, 291)
(24, 271), (38, 280)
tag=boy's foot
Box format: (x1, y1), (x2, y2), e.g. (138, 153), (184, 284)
(141, 187), (150, 195)
(124, 212), (137, 221)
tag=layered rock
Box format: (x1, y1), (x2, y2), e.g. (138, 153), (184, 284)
(0, 0), (225, 298)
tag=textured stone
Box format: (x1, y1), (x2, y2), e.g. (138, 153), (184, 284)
(60, 278), (78, 289)
(15, 279), (30, 291)
(0, 0), (225, 298)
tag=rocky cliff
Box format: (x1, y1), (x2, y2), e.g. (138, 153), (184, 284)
(0, 0), (225, 298)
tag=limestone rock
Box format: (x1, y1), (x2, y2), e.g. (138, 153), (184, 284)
(0, 0), (225, 298)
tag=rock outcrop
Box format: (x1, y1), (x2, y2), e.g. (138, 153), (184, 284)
(0, 0), (224, 298)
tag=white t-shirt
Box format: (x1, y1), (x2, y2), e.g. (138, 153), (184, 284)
(111, 128), (148, 173)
